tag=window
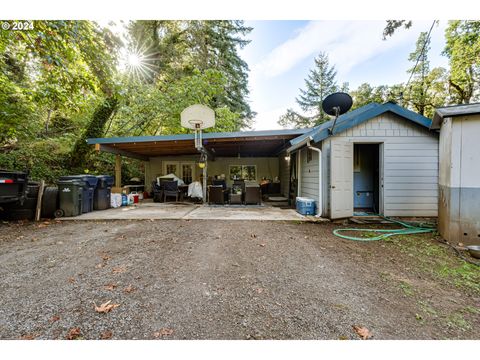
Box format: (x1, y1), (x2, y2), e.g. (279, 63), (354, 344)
(229, 165), (257, 181)
(306, 149), (313, 163)
(182, 164), (193, 184)
(165, 163), (177, 175)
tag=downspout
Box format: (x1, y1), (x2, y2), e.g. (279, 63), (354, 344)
(287, 136), (323, 217)
(306, 139), (322, 217)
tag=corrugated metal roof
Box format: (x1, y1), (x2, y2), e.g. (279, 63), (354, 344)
(288, 102), (433, 148)
(87, 128), (311, 145)
(431, 103), (480, 129)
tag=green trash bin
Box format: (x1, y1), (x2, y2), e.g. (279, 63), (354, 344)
(55, 180), (84, 217)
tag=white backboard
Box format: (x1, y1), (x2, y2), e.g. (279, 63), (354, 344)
(181, 104), (215, 130)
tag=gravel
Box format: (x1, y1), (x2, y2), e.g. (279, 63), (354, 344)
(0, 219), (478, 340)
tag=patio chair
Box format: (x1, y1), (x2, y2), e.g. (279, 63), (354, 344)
(163, 180), (180, 202)
(152, 180), (163, 202)
(208, 185), (226, 205)
(245, 184), (261, 205)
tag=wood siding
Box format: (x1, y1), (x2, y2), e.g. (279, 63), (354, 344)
(278, 151), (290, 197)
(323, 113), (439, 217)
(299, 147), (320, 214)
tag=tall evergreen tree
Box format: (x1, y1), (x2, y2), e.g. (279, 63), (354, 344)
(296, 52), (339, 123)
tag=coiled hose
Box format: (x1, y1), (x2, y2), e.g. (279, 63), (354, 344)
(333, 216), (436, 241)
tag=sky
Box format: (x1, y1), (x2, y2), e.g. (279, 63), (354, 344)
(240, 20), (449, 130)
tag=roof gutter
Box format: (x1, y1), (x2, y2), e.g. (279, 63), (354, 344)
(287, 136), (314, 154)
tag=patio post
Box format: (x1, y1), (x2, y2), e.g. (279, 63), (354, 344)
(115, 154), (121, 189)
(203, 158), (207, 203)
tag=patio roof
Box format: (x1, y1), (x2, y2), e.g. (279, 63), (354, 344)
(87, 128), (310, 160)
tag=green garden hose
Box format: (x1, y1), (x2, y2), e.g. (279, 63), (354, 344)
(332, 216), (436, 241)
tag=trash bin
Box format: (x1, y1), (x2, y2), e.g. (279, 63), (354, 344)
(94, 175), (114, 210)
(59, 175), (98, 213)
(56, 180), (84, 217)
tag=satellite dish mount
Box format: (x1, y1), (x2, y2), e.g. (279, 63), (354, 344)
(322, 92), (353, 135)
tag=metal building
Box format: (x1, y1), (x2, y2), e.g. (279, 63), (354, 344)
(431, 103), (480, 246)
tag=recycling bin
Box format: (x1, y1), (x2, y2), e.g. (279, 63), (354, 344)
(59, 175), (98, 213)
(94, 175), (114, 210)
(56, 180), (84, 217)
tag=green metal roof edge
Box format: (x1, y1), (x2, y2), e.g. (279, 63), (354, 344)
(87, 128), (311, 145)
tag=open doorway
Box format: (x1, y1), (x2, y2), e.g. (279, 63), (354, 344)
(353, 144), (380, 215)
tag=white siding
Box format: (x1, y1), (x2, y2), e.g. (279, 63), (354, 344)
(299, 147), (320, 214)
(324, 113), (439, 217)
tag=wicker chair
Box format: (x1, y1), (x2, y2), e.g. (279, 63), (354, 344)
(208, 185), (226, 205)
(245, 185), (261, 205)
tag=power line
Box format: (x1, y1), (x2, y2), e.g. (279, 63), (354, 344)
(404, 20), (437, 92)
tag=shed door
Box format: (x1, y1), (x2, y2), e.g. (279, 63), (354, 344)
(330, 140), (353, 219)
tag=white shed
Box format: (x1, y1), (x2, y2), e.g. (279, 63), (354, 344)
(431, 103), (480, 246)
(287, 102), (439, 219)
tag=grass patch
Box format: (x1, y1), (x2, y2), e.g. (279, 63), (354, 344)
(446, 312), (472, 332)
(383, 234), (480, 294)
(399, 280), (415, 296)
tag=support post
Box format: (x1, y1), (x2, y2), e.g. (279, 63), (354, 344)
(115, 154), (122, 189)
(35, 180), (45, 221)
(203, 159), (207, 203)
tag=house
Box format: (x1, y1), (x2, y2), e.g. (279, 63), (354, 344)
(431, 103), (480, 245)
(87, 102), (439, 220)
(285, 102), (439, 219)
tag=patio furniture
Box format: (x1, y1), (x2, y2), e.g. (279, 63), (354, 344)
(208, 185), (226, 205)
(229, 193), (242, 205)
(152, 180), (163, 202)
(245, 184), (261, 205)
(163, 180), (180, 202)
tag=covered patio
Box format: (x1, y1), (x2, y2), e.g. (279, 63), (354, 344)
(87, 128), (309, 205)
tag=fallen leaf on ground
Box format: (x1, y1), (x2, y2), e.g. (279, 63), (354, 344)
(102, 255), (110, 261)
(95, 263), (105, 269)
(104, 283), (117, 291)
(352, 325), (372, 340)
(49, 315), (61, 323)
(258, 243), (266, 247)
(94, 300), (120, 313)
(251, 234), (257, 238)
(66, 327), (81, 340)
(100, 330), (113, 340)
(68, 277), (75, 283)
(256, 288), (264, 294)
(124, 284), (135, 293)
(19, 333), (37, 340)
(154, 328), (174, 338)
(112, 266), (126, 274)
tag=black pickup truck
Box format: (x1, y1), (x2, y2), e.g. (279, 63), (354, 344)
(0, 170), (28, 205)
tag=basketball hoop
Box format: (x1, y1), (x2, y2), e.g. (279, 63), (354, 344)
(181, 104), (215, 150)
(181, 105), (215, 203)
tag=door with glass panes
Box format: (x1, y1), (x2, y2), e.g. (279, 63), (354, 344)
(163, 161), (195, 184)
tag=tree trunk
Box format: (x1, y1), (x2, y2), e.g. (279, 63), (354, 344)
(69, 96), (118, 169)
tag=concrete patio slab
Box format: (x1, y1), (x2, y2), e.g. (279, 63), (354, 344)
(58, 201), (307, 221)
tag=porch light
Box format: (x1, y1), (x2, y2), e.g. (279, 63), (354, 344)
(285, 154), (291, 161)
(198, 161), (206, 169)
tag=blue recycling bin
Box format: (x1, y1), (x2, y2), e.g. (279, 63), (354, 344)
(59, 175), (98, 213)
(94, 175), (114, 210)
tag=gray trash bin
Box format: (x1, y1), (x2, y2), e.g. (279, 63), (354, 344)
(94, 175), (114, 210)
(59, 175), (98, 213)
(56, 180), (84, 217)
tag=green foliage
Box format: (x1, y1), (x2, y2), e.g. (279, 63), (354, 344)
(443, 20), (480, 103)
(382, 20), (412, 39)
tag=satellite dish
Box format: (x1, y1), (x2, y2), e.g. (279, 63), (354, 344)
(181, 104), (215, 130)
(322, 92), (353, 134)
(322, 92), (353, 117)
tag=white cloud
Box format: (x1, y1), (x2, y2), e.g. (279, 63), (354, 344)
(252, 20), (440, 81)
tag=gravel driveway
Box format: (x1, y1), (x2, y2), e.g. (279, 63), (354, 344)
(0, 220), (478, 340)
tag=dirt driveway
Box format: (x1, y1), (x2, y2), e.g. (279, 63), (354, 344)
(0, 219), (478, 340)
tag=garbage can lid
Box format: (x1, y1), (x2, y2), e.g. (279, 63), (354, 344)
(59, 175), (99, 187)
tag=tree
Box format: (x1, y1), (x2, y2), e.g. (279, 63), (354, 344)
(127, 20), (254, 127)
(383, 20), (412, 39)
(443, 20), (480, 103)
(280, 52), (339, 128)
